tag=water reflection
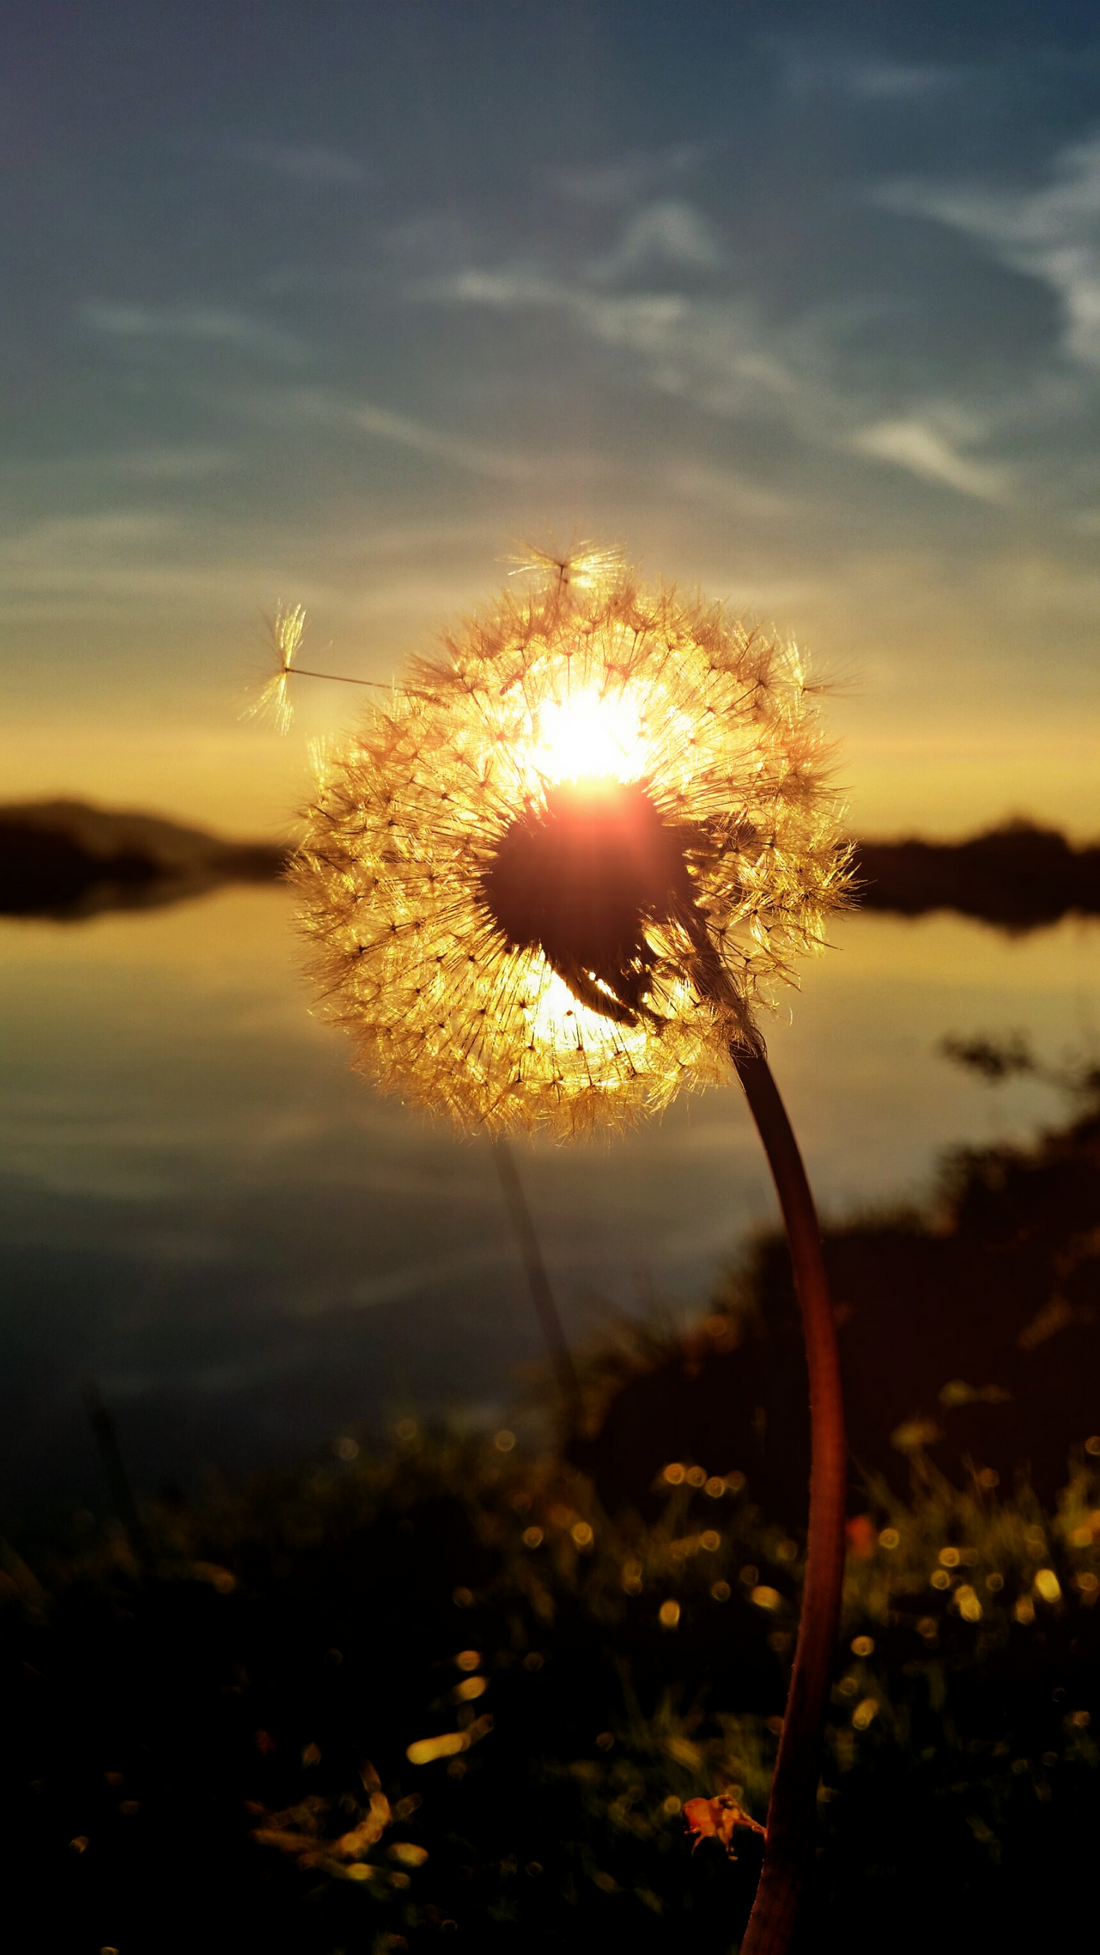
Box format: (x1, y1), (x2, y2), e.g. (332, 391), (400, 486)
(1, 887), (1096, 1506)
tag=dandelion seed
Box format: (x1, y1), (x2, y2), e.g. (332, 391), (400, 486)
(248, 604), (308, 733)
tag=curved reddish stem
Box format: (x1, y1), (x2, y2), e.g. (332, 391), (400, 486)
(732, 1047), (847, 1955)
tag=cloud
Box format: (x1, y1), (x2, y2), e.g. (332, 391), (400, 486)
(0, 502), (501, 626)
(588, 198), (724, 280)
(242, 387), (537, 483)
(786, 54), (962, 102)
(347, 1244), (512, 1310)
(553, 141), (711, 208)
(0, 510), (245, 614)
(3, 446), (235, 484)
(227, 139), (370, 185)
(878, 131), (1100, 367)
(3, 510), (174, 565)
(80, 299), (305, 363)
(421, 261), (840, 435)
(851, 417), (1011, 501)
(664, 460), (798, 521)
(348, 399), (532, 480)
(416, 199), (1034, 509)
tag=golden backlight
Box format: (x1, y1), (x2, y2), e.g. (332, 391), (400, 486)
(531, 684), (649, 788)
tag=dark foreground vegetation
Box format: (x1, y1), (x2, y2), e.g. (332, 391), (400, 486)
(3, 799), (1099, 929)
(5, 1428), (1100, 1954)
(4, 1055), (1100, 1954)
(578, 1041), (1100, 1531)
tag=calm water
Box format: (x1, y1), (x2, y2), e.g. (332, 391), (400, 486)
(2, 888), (1097, 1508)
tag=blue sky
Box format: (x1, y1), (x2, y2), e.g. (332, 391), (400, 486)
(4, 1), (1100, 835)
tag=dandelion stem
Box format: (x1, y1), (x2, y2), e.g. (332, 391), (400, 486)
(491, 1137), (583, 1435)
(731, 1047), (846, 1955)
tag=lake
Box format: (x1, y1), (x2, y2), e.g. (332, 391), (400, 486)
(2, 887), (1097, 1509)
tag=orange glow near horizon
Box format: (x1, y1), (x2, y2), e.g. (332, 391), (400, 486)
(3, 709), (1100, 845)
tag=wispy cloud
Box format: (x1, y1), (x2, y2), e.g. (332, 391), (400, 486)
(226, 138), (370, 185)
(348, 1244), (512, 1310)
(420, 261), (819, 425)
(587, 198), (724, 281)
(785, 54), (963, 102)
(3, 446), (235, 484)
(851, 417), (1011, 501)
(416, 187), (1037, 510)
(663, 460), (799, 521)
(0, 510), (242, 614)
(236, 386), (540, 483)
(878, 131), (1100, 368)
(552, 141), (712, 208)
(347, 399), (533, 481)
(0, 503), (501, 630)
(80, 299), (306, 363)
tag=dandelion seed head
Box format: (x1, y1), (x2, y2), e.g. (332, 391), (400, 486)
(292, 552), (849, 1137)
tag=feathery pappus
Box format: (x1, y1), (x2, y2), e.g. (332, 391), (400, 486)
(291, 548), (850, 1138)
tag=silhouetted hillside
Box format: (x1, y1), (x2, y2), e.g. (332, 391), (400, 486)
(852, 821), (1100, 930)
(2, 803), (1098, 928)
(575, 1065), (1100, 1527)
(0, 800), (288, 920)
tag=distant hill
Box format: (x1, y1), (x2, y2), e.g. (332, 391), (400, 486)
(852, 822), (1100, 931)
(0, 800), (288, 920)
(1, 801), (1097, 928)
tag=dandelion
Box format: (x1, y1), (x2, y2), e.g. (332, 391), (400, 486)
(287, 547), (852, 1955)
(291, 550), (848, 1138)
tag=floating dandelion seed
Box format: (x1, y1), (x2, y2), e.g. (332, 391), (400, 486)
(249, 602), (392, 732)
(249, 604), (308, 734)
(292, 552), (849, 1138)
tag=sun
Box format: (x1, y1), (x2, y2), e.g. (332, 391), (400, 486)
(531, 685), (650, 787)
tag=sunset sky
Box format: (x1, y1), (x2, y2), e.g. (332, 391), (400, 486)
(5, 1), (1100, 838)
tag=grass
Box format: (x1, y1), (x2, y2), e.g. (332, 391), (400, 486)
(5, 1425), (1100, 1953)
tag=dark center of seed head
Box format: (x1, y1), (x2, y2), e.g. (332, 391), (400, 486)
(479, 780), (699, 1025)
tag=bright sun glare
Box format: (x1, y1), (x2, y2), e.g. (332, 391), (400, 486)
(533, 687), (648, 785)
